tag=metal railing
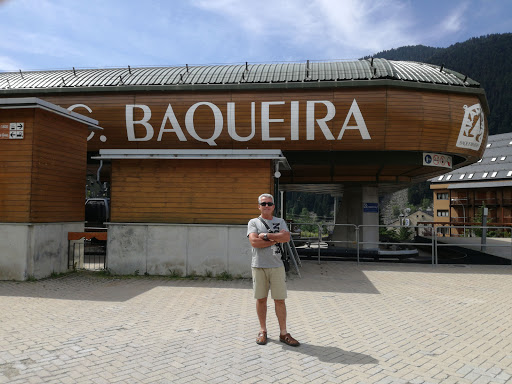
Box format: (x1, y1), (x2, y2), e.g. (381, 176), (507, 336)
(68, 232), (107, 271)
(434, 224), (512, 265)
(288, 222), (323, 264)
(289, 222), (512, 267)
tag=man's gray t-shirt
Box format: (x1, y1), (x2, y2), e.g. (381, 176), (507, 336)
(247, 216), (289, 268)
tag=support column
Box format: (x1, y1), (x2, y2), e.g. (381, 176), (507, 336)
(332, 186), (379, 250)
(361, 186), (379, 250)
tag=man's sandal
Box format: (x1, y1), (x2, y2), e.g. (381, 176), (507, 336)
(279, 333), (300, 347)
(256, 331), (267, 345)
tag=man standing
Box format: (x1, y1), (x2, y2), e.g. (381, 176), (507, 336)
(247, 193), (300, 347)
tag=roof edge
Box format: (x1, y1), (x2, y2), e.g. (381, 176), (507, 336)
(0, 79), (489, 114)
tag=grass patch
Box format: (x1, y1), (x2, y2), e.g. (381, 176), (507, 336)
(168, 269), (183, 278)
(216, 271), (233, 280)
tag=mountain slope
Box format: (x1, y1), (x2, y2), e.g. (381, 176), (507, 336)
(368, 33), (512, 135)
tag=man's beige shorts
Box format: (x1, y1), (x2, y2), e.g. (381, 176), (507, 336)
(252, 266), (287, 300)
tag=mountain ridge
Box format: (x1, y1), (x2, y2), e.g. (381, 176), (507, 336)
(365, 33), (512, 135)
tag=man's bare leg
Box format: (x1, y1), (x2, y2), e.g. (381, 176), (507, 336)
(274, 299), (287, 335)
(256, 298), (268, 332)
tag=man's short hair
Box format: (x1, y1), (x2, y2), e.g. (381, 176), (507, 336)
(258, 193), (274, 203)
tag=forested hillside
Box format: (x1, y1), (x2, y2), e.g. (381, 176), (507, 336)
(368, 33), (512, 135)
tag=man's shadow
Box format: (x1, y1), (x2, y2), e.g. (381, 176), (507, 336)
(270, 340), (378, 364)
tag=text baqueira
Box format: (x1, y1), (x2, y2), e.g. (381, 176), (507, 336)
(126, 99), (371, 146)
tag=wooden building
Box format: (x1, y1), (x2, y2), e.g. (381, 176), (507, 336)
(0, 59), (488, 277)
(0, 98), (101, 280)
(431, 133), (512, 236)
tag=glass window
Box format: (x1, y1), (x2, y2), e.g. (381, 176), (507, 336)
(508, 171), (512, 177)
(491, 172), (498, 177)
(501, 156), (507, 161)
(439, 227), (449, 235)
(477, 159), (482, 163)
(487, 143), (492, 148)
(437, 193), (449, 200)
(459, 174), (465, 179)
(482, 172), (488, 178)
(468, 173), (474, 179)
(492, 157), (497, 162)
(438, 175), (444, 181)
(446, 175), (452, 180)
(437, 210), (449, 217)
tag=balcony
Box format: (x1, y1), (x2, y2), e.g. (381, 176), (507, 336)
(502, 198), (512, 206)
(450, 197), (470, 205)
(474, 198), (498, 206)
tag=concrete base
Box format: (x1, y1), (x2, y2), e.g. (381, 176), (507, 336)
(107, 223), (252, 277)
(0, 222), (84, 281)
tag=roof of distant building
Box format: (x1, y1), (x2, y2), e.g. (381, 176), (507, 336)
(431, 133), (512, 187)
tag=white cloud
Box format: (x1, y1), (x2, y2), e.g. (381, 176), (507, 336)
(439, 3), (468, 33)
(1, 0), (509, 70)
(192, 0), (419, 59)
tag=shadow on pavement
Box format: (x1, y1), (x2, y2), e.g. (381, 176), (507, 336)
(2, 261), (508, 302)
(270, 340), (379, 364)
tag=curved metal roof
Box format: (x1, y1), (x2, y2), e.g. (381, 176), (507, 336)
(0, 59), (480, 91)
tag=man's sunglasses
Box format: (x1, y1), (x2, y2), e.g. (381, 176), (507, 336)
(259, 202), (274, 206)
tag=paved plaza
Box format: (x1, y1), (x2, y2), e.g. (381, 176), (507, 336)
(1, 261), (511, 384)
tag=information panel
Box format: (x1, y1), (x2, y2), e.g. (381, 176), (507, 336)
(0, 122), (24, 139)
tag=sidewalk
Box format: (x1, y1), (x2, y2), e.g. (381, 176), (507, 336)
(1, 261), (511, 384)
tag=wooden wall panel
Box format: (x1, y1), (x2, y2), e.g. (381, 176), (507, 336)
(39, 87), (487, 163)
(29, 109), (88, 222)
(0, 109), (34, 222)
(111, 159), (273, 224)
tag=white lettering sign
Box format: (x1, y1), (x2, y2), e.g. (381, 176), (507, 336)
(157, 104), (187, 142)
(306, 101), (335, 140)
(261, 101), (285, 141)
(126, 105), (154, 141)
(227, 102), (255, 141)
(123, 99), (371, 145)
(338, 99), (371, 140)
(185, 102), (223, 146)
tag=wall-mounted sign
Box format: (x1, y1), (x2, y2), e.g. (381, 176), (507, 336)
(363, 202), (379, 213)
(423, 152), (452, 169)
(456, 103), (485, 150)
(0, 122), (24, 140)
(40, 89), (486, 154)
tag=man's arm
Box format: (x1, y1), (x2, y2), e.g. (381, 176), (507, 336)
(249, 232), (276, 248)
(264, 229), (290, 243)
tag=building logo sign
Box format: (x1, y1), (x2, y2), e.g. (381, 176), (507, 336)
(456, 103), (485, 150)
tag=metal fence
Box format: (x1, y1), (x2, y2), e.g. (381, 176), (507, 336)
(289, 222), (512, 267)
(68, 232), (107, 271)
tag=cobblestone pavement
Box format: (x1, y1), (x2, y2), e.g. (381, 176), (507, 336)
(1, 261), (511, 384)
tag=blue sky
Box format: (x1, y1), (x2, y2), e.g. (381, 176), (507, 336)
(0, 0), (510, 72)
